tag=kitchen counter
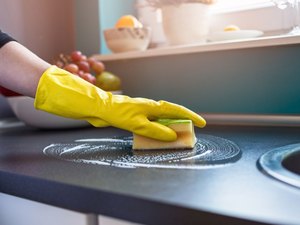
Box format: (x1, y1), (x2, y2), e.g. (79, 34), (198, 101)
(1, 121), (300, 225)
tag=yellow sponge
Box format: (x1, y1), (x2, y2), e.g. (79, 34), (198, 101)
(133, 119), (196, 150)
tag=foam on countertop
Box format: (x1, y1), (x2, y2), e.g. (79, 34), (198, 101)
(43, 134), (241, 169)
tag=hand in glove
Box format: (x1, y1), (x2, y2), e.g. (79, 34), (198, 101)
(35, 66), (206, 141)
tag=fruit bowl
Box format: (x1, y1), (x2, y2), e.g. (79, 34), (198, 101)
(103, 27), (151, 53)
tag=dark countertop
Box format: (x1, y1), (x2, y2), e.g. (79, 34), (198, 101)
(1, 121), (300, 225)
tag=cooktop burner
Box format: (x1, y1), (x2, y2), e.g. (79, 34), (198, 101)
(259, 143), (300, 189)
(43, 134), (241, 169)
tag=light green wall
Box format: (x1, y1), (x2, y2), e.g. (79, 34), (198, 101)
(103, 45), (300, 115)
(99, 0), (136, 54)
(74, 0), (136, 54)
(74, 0), (101, 56)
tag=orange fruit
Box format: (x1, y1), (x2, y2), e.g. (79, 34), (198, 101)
(115, 15), (143, 28)
(224, 25), (240, 32)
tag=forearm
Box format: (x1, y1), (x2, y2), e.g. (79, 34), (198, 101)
(0, 41), (50, 97)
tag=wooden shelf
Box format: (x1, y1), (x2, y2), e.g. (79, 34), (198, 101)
(93, 34), (300, 62)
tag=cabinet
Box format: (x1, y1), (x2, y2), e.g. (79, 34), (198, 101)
(0, 193), (96, 225)
(0, 193), (143, 225)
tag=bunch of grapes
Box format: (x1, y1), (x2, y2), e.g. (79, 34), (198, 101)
(54, 51), (105, 85)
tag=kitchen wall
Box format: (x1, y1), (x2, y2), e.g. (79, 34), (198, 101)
(0, 0), (76, 62)
(74, 0), (101, 56)
(103, 44), (300, 115)
(0, 0), (76, 117)
(0, 0), (135, 59)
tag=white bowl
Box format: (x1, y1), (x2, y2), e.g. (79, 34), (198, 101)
(103, 27), (151, 53)
(6, 96), (89, 129)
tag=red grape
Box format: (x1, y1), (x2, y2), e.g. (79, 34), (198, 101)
(76, 61), (90, 73)
(64, 63), (79, 74)
(70, 51), (82, 62)
(87, 57), (96, 67)
(80, 55), (87, 61)
(54, 50), (107, 87)
(78, 70), (84, 76)
(92, 61), (105, 74)
(55, 60), (64, 68)
(88, 74), (96, 84)
(80, 72), (91, 81)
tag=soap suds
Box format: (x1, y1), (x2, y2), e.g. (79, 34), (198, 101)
(43, 135), (241, 169)
(75, 138), (130, 143)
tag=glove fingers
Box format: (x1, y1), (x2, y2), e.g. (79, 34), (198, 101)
(157, 101), (206, 128)
(134, 120), (177, 142)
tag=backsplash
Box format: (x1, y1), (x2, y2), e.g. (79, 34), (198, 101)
(103, 43), (300, 114)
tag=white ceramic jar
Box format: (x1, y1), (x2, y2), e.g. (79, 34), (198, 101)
(161, 3), (212, 45)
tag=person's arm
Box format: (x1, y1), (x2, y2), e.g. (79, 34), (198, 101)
(0, 41), (50, 98)
(0, 31), (206, 141)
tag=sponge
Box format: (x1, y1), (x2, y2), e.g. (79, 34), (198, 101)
(133, 119), (196, 150)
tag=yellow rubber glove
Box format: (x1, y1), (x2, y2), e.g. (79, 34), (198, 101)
(34, 66), (206, 141)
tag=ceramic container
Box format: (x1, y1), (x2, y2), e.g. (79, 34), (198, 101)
(161, 3), (212, 45)
(103, 27), (151, 53)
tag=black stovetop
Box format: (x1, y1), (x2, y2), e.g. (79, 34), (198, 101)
(1, 121), (300, 225)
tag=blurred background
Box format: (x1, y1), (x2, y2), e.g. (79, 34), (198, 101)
(1, 0), (299, 118)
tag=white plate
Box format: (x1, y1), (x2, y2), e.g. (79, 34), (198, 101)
(6, 90), (122, 129)
(208, 30), (264, 42)
(7, 96), (89, 129)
